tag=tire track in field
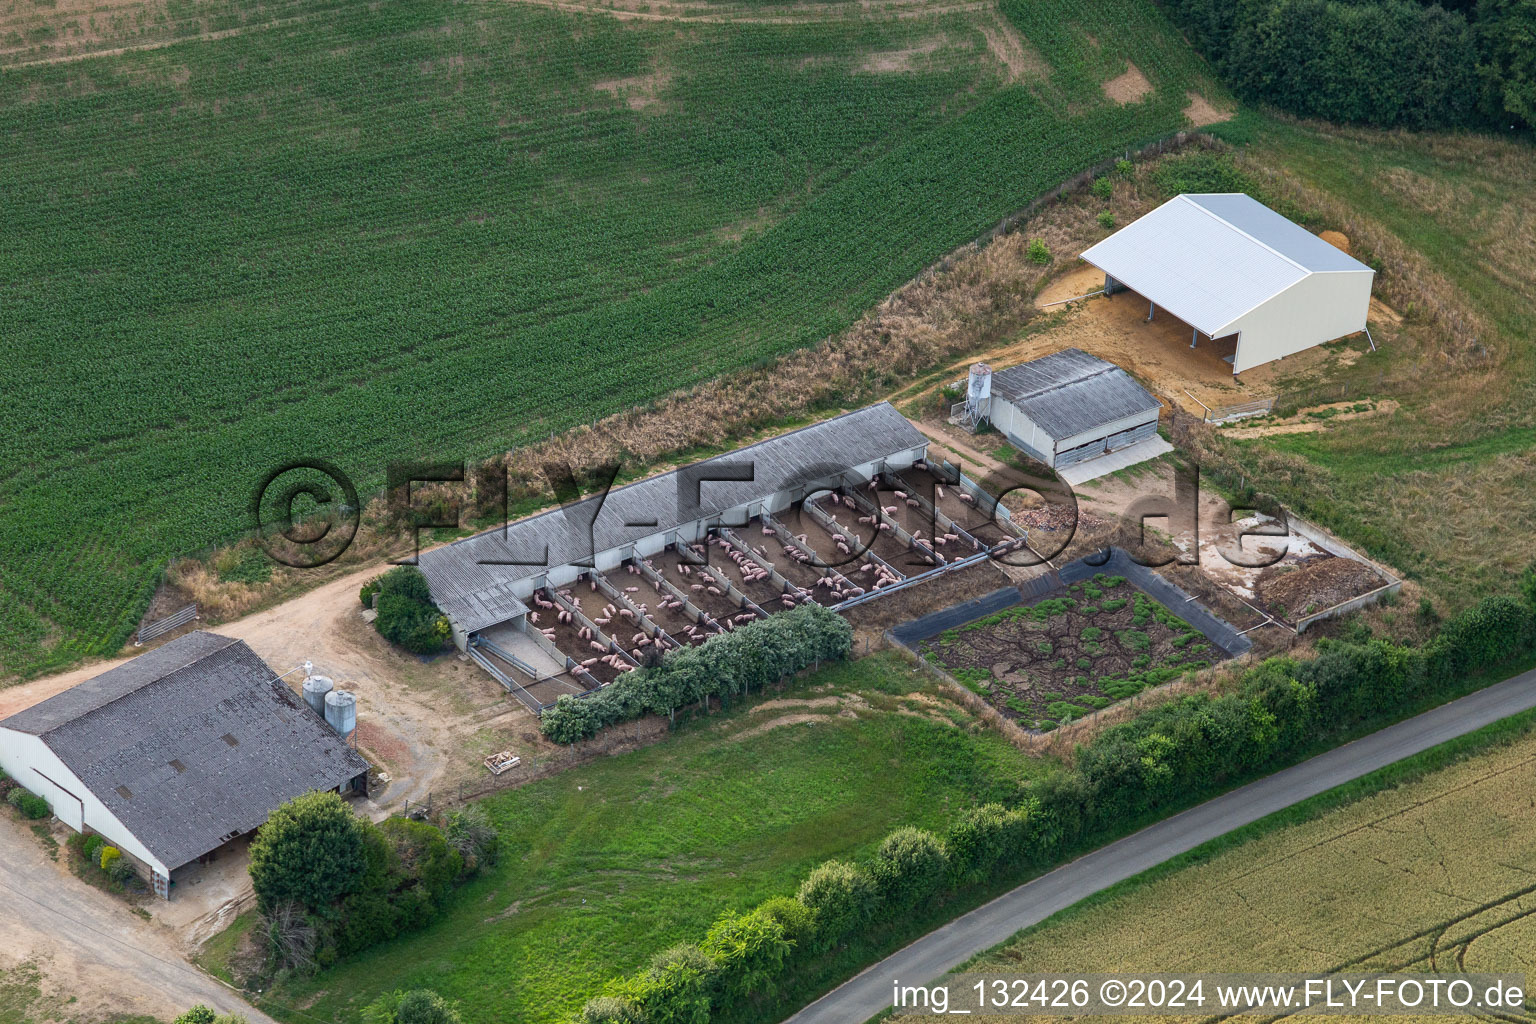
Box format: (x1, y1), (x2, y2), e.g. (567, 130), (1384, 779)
(493, 0), (992, 24)
(1, 11), (321, 69)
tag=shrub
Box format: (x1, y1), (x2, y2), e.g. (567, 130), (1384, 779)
(363, 989), (463, 1024)
(701, 907), (793, 998)
(754, 895), (815, 950)
(796, 860), (875, 947)
(580, 996), (644, 1024)
(1090, 177), (1113, 200)
(249, 791), (368, 916)
(628, 944), (715, 1024)
(870, 827), (949, 911)
(99, 846), (121, 872)
(172, 1008), (245, 1024)
(373, 567), (451, 654)
(1025, 238), (1051, 265)
(107, 855), (136, 884)
(1114, 158), (1134, 177)
(360, 578), (382, 608)
(83, 833), (104, 862)
(945, 803), (1034, 883)
(443, 805), (499, 875)
(7, 788), (49, 820)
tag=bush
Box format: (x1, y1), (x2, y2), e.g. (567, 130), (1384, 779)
(945, 803), (1036, 883)
(754, 895), (815, 950)
(701, 907), (793, 998)
(1097, 210), (1115, 229)
(796, 860), (875, 947)
(373, 567), (451, 654)
(1114, 158), (1134, 177)
(1090, 177), (1112, 200)
(174, 1007), (246, 1024)
(249, 791), (368, 917)
(580, 996), (644, 1024)
(7, 787), (49, 820)
(443, 805), (499, 875)
(360, 578), (382, 608)
(1025, 238), (1051, 265)
(627, 944), (715, 1024)
(870, 827), (949, 911)
(99, 846), (121, 872)
(83, 833), (104, 862)
(363, 989), (463, 1024)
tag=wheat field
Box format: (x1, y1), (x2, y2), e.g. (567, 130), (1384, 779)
(946, 728), (1536, 1023)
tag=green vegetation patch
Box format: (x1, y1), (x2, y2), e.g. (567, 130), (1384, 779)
(0, 0), (1224, 678)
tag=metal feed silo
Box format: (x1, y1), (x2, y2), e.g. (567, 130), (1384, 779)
(302, 674), (334, 717)
(967, 363), (992, 421)
(324, 689), (357, 741)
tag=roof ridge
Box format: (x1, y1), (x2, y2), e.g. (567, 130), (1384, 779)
(1177, 194), (1310, 276)
(432, 401), (905, 555)
(42, 635), (245, 736)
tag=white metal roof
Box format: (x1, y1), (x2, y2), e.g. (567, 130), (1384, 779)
(1079, 194), (1372, 337)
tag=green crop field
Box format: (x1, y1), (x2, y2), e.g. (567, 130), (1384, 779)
(0, 0), (1221, 678)
(250, 655), (1051, 1024)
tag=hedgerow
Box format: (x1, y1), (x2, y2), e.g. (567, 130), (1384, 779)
(580, 582), (1536, 1023)
(539, 603), (852, 743)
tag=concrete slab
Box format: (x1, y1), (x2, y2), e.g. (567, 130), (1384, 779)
(1056, 436), (1174, 487)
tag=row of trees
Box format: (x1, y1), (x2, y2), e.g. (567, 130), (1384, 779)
(1163, 0), (1535, 130)
(539, 603), (854, 744)
(582, 576), (1536, 1023)
(581, 811), (1053, 1024)
(249, 792), (498, 972)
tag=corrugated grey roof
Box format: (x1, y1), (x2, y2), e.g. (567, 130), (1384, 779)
(1079, 194), (1372, 335)
(991, 349), (1160, 441)
(2, 631), (368, 870)
(420, 402), (925, 633)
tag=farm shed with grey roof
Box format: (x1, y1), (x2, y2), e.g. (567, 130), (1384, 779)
(0, 631), (368, 898)
(419, 401), (928, 644)
(967, 349), (1162, 469)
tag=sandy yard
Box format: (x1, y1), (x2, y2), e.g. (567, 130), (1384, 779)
(1026, 264), (1377, 415)
(1, 566), (560, 841)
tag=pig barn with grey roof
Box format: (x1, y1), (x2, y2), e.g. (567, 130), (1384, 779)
(0, 631), (369, 899)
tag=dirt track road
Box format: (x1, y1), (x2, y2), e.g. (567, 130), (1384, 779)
(0, 819), (271, 1023)
(782, 663), (1536, 1024)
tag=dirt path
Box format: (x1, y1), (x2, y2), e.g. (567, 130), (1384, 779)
(3, 565), (531, 817)
(0, 817), (271, 1023)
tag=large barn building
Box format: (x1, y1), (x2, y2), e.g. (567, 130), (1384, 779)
(0, 632), (369, 899)
(1080, 193), (1375, 374)
(419, 400), (928, 651)
(963, 349), (1162, 471)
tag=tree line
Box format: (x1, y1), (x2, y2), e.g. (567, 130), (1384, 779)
(1162, 0), (1534, 130)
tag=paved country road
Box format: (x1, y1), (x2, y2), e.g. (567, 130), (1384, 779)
(784, 665), (1536, 1024)
(0, 818), (273, 1024)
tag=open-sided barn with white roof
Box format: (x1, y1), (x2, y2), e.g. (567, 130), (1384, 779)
(1079, 193), (1375, 374)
